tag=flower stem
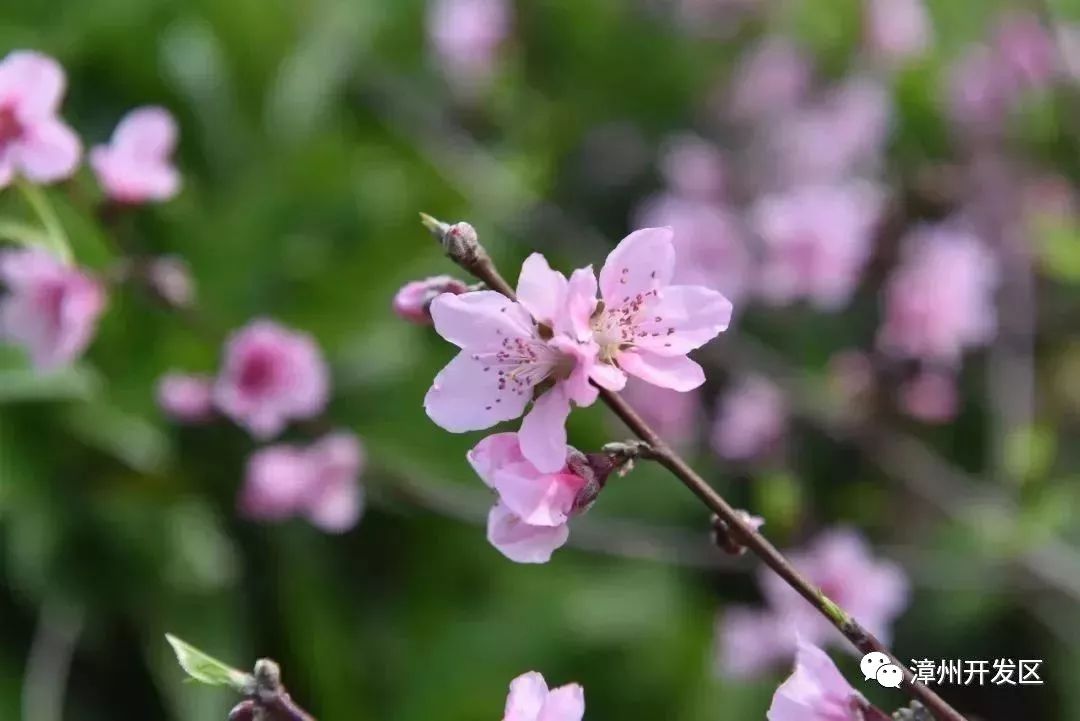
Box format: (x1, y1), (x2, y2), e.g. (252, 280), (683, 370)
(15, 179), (73, 264)
(420, 213), (969, 721)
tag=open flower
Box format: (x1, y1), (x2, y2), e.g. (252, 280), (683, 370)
(240, 432), (364, 533)
(712, 375), (787, 461)
(424, 257), (601, 473)
(214, 320), (329, 439)
(90, 106), (181, 203)
(502, 671), (584, 721)
(0, 51), (81, 188)
(767, 641), (868, 721)
(468, 432), (587, 563)
(0, 249), (106, 370)
(574, 227), (733, 393)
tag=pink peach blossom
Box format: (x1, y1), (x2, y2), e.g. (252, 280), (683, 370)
(502, 671), (584, 721)
(947, 45), (1011, 134)
(864, 0), (932, 62)
(633, 193), (750, 304)
(214, 320), (329, 439)
(240, 432), (364, 533)
(0, 249), (105, 370)
(618, 378), (702, 449)
(428, 0), (511, 89)
(767, 641), (867, 721)
(711, 375), (786, 461)
(877, 225), (998, 365)
(728, 37), (812, 123)
(658, 133), (726, 200)
(425, 257), (601, 473)
(574, 227), (733, 393)
(716, 607), (798, 679)
(0, 51), (81, 188)
(992, 13), (1056, 92)
(157, 372), (215, 423)
(392, 275), (468, 324)
(90, 106), (181, 203)
(751, 182), (884, 310)
(899, 370), (959, 424)
(760, 528), (910, 648)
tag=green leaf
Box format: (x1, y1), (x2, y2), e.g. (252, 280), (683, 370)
(14, 179), (73, 264)
(164, 634), (251, 691)
(0, 218), (51, 250)
(60, 401), (171, 473)
(0, 364), (102, 404)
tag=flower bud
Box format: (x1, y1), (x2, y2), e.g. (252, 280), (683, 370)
(146, 255), (196, 308)
(392, 275), (469, 324)
(710, 510), (764, 556)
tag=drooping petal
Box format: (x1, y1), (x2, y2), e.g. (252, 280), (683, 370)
(0, 51), (65, 121)
(517, 253), (568, 325)
(15, 118), (81, 183)
(589, 360), (627, 391)
(487, 502), (570, 564)
(598, 227), (675, 305)
(429, 291), (535, 349)
(632, 285), (733, 355)
(556, 266), (598, 341)
(490, 461), (582, 527)
(425, 351), (531, 431)
(467, 432), (528, 487)
(539, 684), (585, 721)
(518, 386), (572, 473)
(504, 671), (549, 721)
(618, 350), (705, 391)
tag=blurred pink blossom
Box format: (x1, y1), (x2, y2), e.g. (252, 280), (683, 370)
(157, 372), (215, 423)
(711, 375), (786, 461)
(992, 13), (1056, 92)
(864, 0), (932, 63)
(0, 249), (105, 370)
(619, 377), (702, 448)
(469, 433), (587, 563)
(827, 350), (876, 407)
(633, 193), (751, 304)
(765, 78), (891, 186)
(728, 37), (812, 123)
(0, 51), (81, 188)
(899, 370), (959, 424)
(502, 671), (584, 721)
(658, 133), (727, 200)
(716, 606), (798, 679)
(760, 528), (910, 647)
(751, 181), (885, 310)
(877, 225), (998, 365)
(767, 640), (867, 721)
(240, 432), (364, 533)
(90, 106), (181, 203)
(424, 257), (601, 473)
(428, 0), (511, 89)
(392, 275), (468, 324)
(146, 255), (195, 308)
(214, 320), (330, 439)
(948, 45), (1011, 134)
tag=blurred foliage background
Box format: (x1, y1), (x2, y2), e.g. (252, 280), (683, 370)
(2, 0), (1080, 719)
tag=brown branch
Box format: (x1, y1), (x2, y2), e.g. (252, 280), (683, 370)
(420, 215), (969, 721)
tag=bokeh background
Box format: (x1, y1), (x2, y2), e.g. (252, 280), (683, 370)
(2, 0), (1080, 719)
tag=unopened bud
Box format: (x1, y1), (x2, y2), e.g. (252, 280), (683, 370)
(393, 275), (470, 324)
(710, 510), (764, 556)
(228, 700), (256, 721)
(418, 214), (486, 268)
(146, 255), (196, 308)
(890, 701), (932, 721)
(567, 444), (644, 514)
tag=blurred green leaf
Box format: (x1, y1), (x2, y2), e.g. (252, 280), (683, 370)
(60, 400), (170, 473)
(164, 634), (251, 691)
(0, 364), (102, 404)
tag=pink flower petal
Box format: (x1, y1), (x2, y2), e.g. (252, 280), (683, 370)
(425, 350), (531, 431)
(618, 350), (705, 391)
(539, 684), (585, 721)
(767, 641), (860, 721)
(111, 106), (178, 159)
(487, 502), (569, 564)
(631, 285), (732, 356)
(466, 432), (527, 488)
(0, 51), (66, 122)
(15, 118), (81, 184)
(305, 477), (363, 533)
(429, 290), (535, 348)
(589, 360), (627, 391)
(598, 227), (675, 305)
(518, 386), (572, 473)
(489, 461), (582, 527)
(556, 266), (598, 341)
(504, 671), (549, 721)
(516, 253), (568, 326)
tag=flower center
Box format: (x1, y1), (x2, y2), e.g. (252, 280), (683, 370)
(238, 348), (280, 395)
(590, 289), (672, 360)
(0, 105), (23, 152)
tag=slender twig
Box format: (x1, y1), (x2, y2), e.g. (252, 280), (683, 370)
(421, 215), (968, 721)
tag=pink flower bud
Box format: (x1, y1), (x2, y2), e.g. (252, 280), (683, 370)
(392, 275), (468, 324)
(0, 249), (106, 370)
(214, 320), (329, 440)
(0, 51), (81, 188)
(90, 106), (181, 204)
(146, 255), (195, 308)
(157, 372), (215, 423)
